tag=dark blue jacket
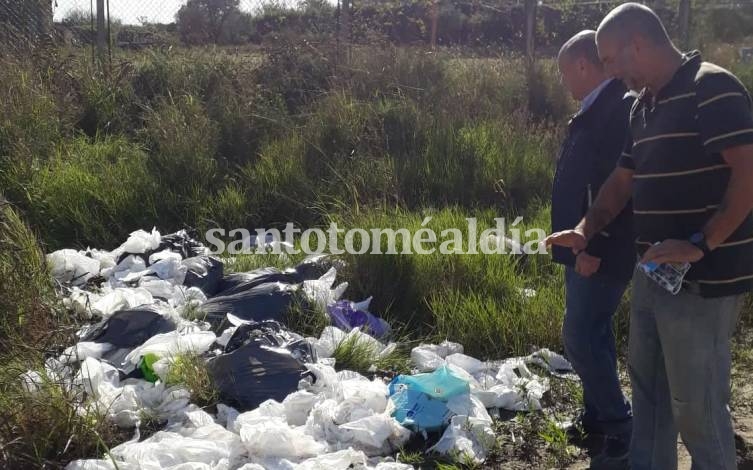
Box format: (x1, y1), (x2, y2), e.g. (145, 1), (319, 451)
(551, 79), (635, 281)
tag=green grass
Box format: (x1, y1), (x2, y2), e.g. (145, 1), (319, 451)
(165, 354), (219, 408)
(334, 205), (564, 358)
(1, 42), (750, 468)
(331, 332), (411, 376)
(0, 202), (125, 468)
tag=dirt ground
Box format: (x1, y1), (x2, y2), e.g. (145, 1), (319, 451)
(482, 327), (753, 470)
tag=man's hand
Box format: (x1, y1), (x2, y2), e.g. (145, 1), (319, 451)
(640, 239), (704, 265)
(575, 252), (601, 277)
(545, 229), (588, 254)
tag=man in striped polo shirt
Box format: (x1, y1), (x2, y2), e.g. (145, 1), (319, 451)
(546, 3), (753, 469)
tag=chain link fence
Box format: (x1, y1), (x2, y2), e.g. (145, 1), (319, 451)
(0, 0), (54, 51)
(50, 0), (280, 25)
(2, 1), (753, 59)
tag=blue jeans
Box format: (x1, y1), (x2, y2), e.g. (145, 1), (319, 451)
(563, 266), (633, 437)
(629, 267), (743, 470)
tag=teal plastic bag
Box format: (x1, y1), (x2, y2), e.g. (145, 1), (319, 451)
(388, 365), (470, 432)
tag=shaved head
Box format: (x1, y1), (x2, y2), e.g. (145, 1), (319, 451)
(596, 2), (671, 48)
(558, 30), (602, 69)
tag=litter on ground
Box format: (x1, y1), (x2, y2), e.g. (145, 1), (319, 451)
(39, 228), (574, 469)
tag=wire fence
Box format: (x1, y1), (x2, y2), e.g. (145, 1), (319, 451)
(50, 0), (281, 25)
(2, 0), (753, 59)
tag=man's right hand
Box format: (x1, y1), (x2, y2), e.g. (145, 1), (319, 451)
(545, 229), (588, 254)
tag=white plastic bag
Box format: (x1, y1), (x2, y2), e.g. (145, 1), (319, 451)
(47, 249), (101, 286)
(302, 268), (347, 310)
(92, 287), (153, 318)
(282, 390), (320, 426)
(428, 415), (495, 464)
(239, 417), (327, 459)
(124, 330), (216, 366)
(117, 228), (161, 254)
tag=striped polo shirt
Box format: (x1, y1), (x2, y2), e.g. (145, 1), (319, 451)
(618, 51), (753, 297)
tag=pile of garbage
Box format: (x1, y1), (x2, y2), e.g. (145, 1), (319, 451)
(29, 228), (574, 470)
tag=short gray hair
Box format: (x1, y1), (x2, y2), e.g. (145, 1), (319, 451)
(558, 30), (602, 68)
(597, 2), (671, 47)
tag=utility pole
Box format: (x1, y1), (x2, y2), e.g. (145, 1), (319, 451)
(524, 0), (537, 65)
(678, 0), (691, 50)
(430, 1), (439, 50)
(96, 0), (106, 65)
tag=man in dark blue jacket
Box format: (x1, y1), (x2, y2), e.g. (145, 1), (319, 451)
(551, 30), (635, 468)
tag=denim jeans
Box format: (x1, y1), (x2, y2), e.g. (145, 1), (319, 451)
(629, 267), (743, 470)
(563, 266), (633, 437)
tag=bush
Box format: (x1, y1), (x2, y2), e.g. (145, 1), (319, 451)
(140, 94), (218, 226)
(27, 137), (158, 249)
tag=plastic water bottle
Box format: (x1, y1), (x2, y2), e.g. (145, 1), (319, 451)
(639, 259), (691, 295)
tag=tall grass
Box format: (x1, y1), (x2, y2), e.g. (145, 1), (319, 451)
(0, 201), (126, 468)
(332, 205), (564, 359)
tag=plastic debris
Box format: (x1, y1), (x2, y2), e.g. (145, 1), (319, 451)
(117, 228), (161, 255)
(46, 228), (579, 469)
(207, 321), (315, 411)
(327, 298), (390, 338)
(302, 267), (348, 310)
(388, 365), (470, 432)
(183, 256), (224, 297)
(410, 341), (464, 372)
(200, 282), (298, 328)
(124, 330), (217, 366)
(48, 249), (101, 286)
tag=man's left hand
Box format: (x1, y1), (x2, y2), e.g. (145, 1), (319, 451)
(575, 251), (601, 277)
(640, 239), (704, 265)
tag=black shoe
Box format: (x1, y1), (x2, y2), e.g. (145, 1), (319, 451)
(566, 409), (602, 441)
(590, 434), (630, 470)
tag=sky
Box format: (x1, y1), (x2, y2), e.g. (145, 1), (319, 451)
(52, 0), (303, 25)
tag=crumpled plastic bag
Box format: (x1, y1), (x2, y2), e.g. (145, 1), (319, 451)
(526, 348), (574, 376)
(117, 227), (161, 255)
(387, 365), (470, 432)
(59, 341), (113, 364)
(91, 287), (154, 318)
(342, 377), (389, 414)
(445, 353), (486, 376)
(239, 417), (328, 460)
(469, 358), (549, 411)
(65, 460), (139, 470)
(118, 257), (187, 286)
(282, 390), (321, 426)
(410, 341), (464, 372)
(326, 298), (391, 339)
(48, 249), (101, 286)
(428, 415), (496, 463)
(75, 357), (194, 428)
(108, 423), (242, 470)
(302, 268), (347, 310)
(124, 330), (216, 366)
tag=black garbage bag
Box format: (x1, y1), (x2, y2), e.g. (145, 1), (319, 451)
(80, 306), (177, 370)
(82, 307), (176, 347)
(218, 267), (302, 297)
(200, 281), (299, 329)
(183, 256), (224, 297)
(294, 254), (337, 281)
(158, 229), (207, 259)
(207, 321), (316, 411)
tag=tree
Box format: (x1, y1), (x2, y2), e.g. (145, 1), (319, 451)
(176, 0), (242, 44)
